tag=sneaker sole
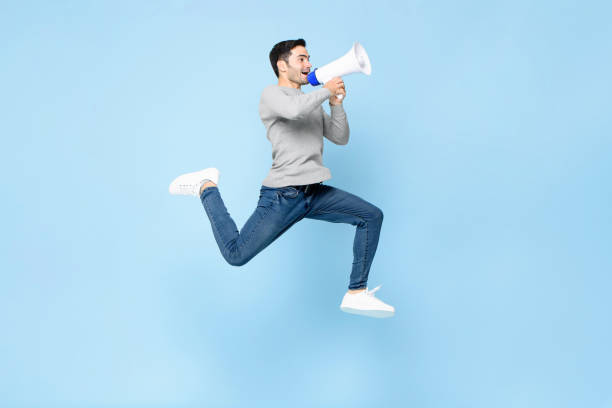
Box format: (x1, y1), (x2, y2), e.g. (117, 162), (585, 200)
(340, 306), (394, 318)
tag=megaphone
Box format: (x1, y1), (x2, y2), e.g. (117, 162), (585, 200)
(307, 42), (372, 100)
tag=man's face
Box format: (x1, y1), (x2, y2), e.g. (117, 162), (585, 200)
(279, 45), (312, 85)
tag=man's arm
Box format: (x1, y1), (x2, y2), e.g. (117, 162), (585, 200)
(322, 103), (349, 145)
(260, 87), (332, 120)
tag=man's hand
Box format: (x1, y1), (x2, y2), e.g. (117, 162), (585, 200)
(324, 77), (346, 105)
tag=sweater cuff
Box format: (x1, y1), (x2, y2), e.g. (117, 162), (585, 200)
(329, 104), (345, 114)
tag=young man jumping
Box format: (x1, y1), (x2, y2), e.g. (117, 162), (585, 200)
(169, 39), (394, 318)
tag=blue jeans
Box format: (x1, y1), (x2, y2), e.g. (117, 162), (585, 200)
(200, 182), (383, 290)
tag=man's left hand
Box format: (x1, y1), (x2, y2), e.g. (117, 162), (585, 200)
(329, 83), (346, 105)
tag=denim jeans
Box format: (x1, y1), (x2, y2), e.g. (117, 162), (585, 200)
(200, 182), (383, 290)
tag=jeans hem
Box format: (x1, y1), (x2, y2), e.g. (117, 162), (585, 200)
(200, 185), (219, 201)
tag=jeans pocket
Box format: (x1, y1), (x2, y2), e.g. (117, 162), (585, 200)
(258, 188), (278, 207)
(278, 186), (299, 199)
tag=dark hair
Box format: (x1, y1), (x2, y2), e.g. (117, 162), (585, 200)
(269, 39), (306, 78)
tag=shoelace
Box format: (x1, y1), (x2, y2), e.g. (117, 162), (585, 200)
(365, 285), (382, 296)
(176, 183), (198, 195)
(176, 179), (210, 195)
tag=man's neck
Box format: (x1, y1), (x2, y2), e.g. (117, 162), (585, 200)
(278, 77), (301, 89)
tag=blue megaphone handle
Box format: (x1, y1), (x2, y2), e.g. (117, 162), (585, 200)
(307, 69), (320, 86)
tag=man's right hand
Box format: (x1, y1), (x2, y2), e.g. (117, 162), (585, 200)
(324, 77), (345, 97)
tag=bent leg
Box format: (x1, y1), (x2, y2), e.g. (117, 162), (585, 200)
(200, 186), (300, 266)
(304, 184), (384, 290)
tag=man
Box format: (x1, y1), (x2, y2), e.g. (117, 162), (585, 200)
(169, 39), (394, 318)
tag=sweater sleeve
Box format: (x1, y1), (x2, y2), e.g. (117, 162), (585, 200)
(322, 104), (349, 145)
(260, 86), (332, 121)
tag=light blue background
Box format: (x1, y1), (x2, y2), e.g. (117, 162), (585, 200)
(2, 1), (611, 407)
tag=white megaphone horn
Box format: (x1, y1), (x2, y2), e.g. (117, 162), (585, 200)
(307, 42), (372, 100)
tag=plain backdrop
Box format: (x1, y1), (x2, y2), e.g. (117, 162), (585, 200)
(1, 1), (611, 407)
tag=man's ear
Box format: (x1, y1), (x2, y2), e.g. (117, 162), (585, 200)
(277, 60), (287, 74)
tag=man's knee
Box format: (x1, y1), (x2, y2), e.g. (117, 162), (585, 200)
(226, 256), (247, 267)
(224, 252), (252, 267)
(371, 206), (384, 223)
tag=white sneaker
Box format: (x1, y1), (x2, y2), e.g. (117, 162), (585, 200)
(340, 285), (395, 318)
(169, 167), (220, 196)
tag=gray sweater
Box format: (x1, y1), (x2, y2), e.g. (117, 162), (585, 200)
(259, 85), (350, 187)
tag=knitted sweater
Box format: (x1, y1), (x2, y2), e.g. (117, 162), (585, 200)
(258, 85), (349, 187)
